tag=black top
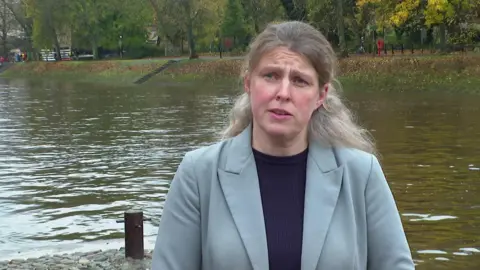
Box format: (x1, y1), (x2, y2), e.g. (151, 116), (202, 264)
(253, 147), (308, 270)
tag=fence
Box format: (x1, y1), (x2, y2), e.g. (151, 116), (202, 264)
(39, 48), (72, 61)
(357, 43), (478, 56)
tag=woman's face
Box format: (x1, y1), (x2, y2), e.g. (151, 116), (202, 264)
(244, 47), (328, 142)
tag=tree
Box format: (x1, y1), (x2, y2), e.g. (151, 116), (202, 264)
(222, 0), (248, 48)
(69, 0), (98, 59)
(424, 0), (478, 51)
(308, 0), (348, 56)
(0, 0), (14, 56)
(147, 0), (185, 51)
(280, 0), (307, 21)
(336, 0), (347, 57)
(357, 0), (479, 51)
(241, 0), (284, 34)
(1, 0), (34, 53)
(148, 0), (211, 58)
(25, 0), (70, 59)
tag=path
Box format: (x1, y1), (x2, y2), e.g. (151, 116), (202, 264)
(0, 62), (12, 73)
(133, 56), (244, 84)
(133, 59), (179, 84)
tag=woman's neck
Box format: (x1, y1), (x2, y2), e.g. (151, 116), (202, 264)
(251, 125), (308, 157)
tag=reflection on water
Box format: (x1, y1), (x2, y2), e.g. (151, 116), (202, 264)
(0, 78), (479, 269)
(349, 91), (480, 269)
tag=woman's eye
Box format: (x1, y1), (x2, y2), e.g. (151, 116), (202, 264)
(264, 73), (277, 80)
(294, 77), (309, 86)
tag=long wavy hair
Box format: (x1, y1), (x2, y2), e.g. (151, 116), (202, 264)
(222, 21), (377, 155)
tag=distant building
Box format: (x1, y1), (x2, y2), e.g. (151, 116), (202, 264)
(145, 25), (183, 56)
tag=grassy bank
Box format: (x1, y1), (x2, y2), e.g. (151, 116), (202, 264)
(2, 54), (480, 93)
(1, 59), (175, 86)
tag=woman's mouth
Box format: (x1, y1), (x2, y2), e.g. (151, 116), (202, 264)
(269, 109), (292, 119)
(269, 109), (291, 115)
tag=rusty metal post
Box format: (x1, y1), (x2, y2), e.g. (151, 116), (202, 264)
(116, 210), (152, 259)
(124, 210), (144, 260)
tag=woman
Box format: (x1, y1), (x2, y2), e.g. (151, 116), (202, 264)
(151, 21), (415, 270)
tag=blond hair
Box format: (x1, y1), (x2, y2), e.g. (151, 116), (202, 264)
(222, 21), (376, 155)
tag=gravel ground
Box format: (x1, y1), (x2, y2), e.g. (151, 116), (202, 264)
(0, 248), (153, 270)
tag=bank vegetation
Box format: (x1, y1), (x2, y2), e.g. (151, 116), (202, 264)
(3, 54), (480, 93)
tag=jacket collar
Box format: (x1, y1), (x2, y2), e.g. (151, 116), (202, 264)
(224, 123), (339, 173)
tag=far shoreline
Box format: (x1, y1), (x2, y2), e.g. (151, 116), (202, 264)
(1, 54), (480, 93)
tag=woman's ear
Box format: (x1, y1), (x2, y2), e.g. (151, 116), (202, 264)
(316, 83), (329, 108)
(243, 74), (250, 94)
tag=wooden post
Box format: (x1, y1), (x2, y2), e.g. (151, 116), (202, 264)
(124, 210), (144, 260)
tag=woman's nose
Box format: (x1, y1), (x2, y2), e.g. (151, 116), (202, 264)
(275, 78), (292, 100)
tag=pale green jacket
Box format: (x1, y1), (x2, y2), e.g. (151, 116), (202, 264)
(151, 125), (415, 270)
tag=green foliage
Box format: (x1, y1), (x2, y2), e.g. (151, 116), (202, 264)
(17, 0), (480, 59)
(221, 0), (250, 49)
(307, 0), (335, 34)
(26, 0), (70, 49)
(448, 27), (478, 44)
(24, 0), (151, 58)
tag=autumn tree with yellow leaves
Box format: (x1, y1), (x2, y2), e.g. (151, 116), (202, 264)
(357, 0), (479, 51)
(5, 0), (480, 58)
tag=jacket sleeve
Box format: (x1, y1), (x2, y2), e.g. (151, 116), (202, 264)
(366, 155), (415, 270)
(151, 152), (201, 270)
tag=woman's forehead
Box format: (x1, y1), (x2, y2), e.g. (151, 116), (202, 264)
(254, 48), (317, 75)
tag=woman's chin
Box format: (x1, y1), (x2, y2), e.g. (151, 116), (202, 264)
(263, 124), (296, 138)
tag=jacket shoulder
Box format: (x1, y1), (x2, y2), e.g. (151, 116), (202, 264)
(333, 147), (379, 184)
(183, 138), (233, 171)
(334, 147), (376, 167)
(184, 138), (229, 157)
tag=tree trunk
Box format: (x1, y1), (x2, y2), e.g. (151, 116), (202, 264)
(44, 6), (61, 61)
(51, 26), (61, 61)
(348, 5), (361, 52)
(180, 0), (198, 59)
(187, 17), (197, 59)
(253, 21), (259, 34)
(439, 22), (446, 53)
(164, 36), (168, 56)
(148, 0), (162, 49)
(181, 37), (184, 55)
(336, 0), (348, 57)
(91, 37), (99, 59)
(1, 1), (7, 57)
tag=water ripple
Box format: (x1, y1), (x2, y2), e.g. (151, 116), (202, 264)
(0, 81), (479, 269)
(0, 80), (231, 260)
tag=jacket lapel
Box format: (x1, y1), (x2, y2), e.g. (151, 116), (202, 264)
(218, 125), (269, 270)
(218, 126), (344, 270)
(301, 141), (344, 270)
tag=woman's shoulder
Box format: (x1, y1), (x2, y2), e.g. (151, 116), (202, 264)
(331, 146), (383, 183)
(181, 138), (235, 171)
(186, 136), (233, 157)
(333, 147), (377, 166)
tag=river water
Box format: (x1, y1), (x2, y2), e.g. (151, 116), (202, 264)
(0, 78), (479, 269)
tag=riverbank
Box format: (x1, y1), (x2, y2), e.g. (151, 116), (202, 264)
(2, 54), (480, 93)
(0, 248), (152, 270)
